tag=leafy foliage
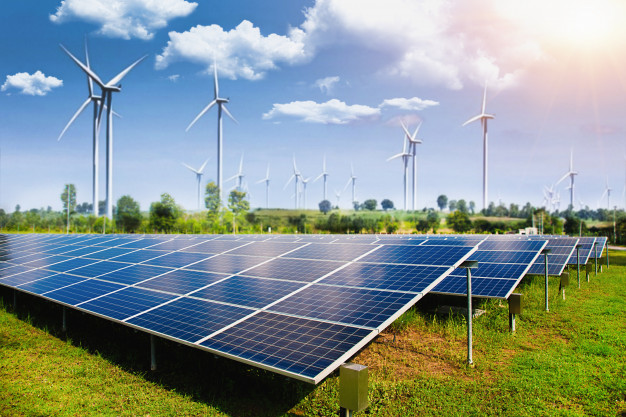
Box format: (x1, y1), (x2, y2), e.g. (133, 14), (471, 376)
(60, 184), (77, 214)
(318, 200), (332, 214)
(115, 195), (142, 233)
(437, 194), (448, 211)
(149, 193), (181, 233)
(381, 199), (394, 211)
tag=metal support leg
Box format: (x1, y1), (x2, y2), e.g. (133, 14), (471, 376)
(544, 253), (550, 312)
(576, 247), (580, 289)
(150, 335), (157, 371)
(606, 248), (609, 270)
(594, 244), (598, 276)
(509, 313), (516, 332)
(466, 268), (473, 365)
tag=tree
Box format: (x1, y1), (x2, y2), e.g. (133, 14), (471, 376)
(448, 200), (457, 212)
(381, 199), (394, 211)
(115, 195), (142, 233)
(447, 211), (472, 233)
(60, 184), (77, 214)
(149, 193), (181, 233)
(228, 189), (250, 233)
(319, 199), (332, 214)
(362, 199), (377, 211)
(457, 199), (468, 214)
(205, 181), (221, 218)
(352, 201), (360, 211)
(469, 201), (476, 214)
(427, 210), (440, 233)
(416, 219), (430, 233)
(437, 195), (448, 211)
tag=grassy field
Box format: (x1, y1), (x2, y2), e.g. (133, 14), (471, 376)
(1, 251), (625, 416)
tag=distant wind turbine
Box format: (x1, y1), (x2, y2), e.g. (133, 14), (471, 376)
(226, 154), (245, 190)
(256, 164), (270, 209)
(60, 43), (146, 219)
(186, 61), (237, 204)
(334, 189), (342, 207)
(182, 158), (210, 211)
(343, 164), (357, 206)
(599, 177), (612, 209)
(387, 136), (411, 210)
(301, 177), (311, 209)
(313, 155), (330, 202)
(463, 85), (495, 211)
(284, 156), (302, 209)
(401, 121), (423, 211)
(555, 150), (577, 209)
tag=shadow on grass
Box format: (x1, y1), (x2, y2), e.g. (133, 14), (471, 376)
(0, 287), (314, 417)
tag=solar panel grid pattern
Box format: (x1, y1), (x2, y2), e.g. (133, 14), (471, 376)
(527, 238), (578, 276)
(0, 233), (479, 383)
(566, 237), (596, 265)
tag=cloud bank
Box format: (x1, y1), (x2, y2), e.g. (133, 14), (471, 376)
(1, 71), (63, 96)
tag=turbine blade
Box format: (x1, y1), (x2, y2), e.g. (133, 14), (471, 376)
(343, 177), (352, 192)
(555, 172), (569, 186)
(481, 85), (488, 114)
(284, 175), (295, 190)
(199, 158), (210, 172)
(462, 114), (482, 126)
(400, 121), (412, 140)
(60, 44), (106, 89)
(222, 104), (238, 124)
(84, 36), (93, 97)
(107, 55), (148, 86)
(182, 162), (198, 173)
(58, 97), (91, 141)
(213, 60), (219, 98)
(387, 153), (404, 161)
(313, 172), (324, 182)
(186, 100), (217, 132)
(238, 154), (244, 174)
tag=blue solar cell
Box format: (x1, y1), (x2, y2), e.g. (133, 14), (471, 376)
(450, 262), (530, 280)
(61, 246), (108, 257)
(45, 279), (125, 305)
(142, 251), (210, 268)
(420, 238), (481, 247)
(84, 247), (134, 260)
(45, 257), (96, 273)
(98, 264), (173, 285)
(4, 253), (51, 265)
(270, 285), (417, 328)
(468, 250), (539, 264)
(18, 274), (86, 295)
(479, 240), (546, 252)
(242, 258), (344, 282)
(193, 276), (306, 309)
(126, 297), (251, 343)
(0, 269), (56, 286)
(285, 243), (376, 262)
(137, 269), (229, 294)
(321, 263), (450, 293)
(189, 254), (271, 275)
(200, 312), (372, 381)
(0, 264), (34, 278)
(22, 255), (71, 268)
(118, 238), (168, 249)
(228, 241), (306, 257)
(358, 245), (473, 266)
(182, 240), (247, 254)
(67, 261), (129, 278)
(40, 244), (78, 254)
(79, 287), (176, 320)
(112, 250), (164, 264)
(432, 275), (516, 298)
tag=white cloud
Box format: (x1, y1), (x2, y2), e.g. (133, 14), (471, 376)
(50, 0), (197, 40)
(314, 76), (340, 94)
(168, 74), (180, 82)
(1, 71), (63, 96)
(156, 20), (309, 80)
(262, 99), (380, 124)
(380, 97), (439, 111)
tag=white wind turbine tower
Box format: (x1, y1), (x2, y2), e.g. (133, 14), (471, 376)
(60, 44), (146, 219)
(182, 158), (210, 211)
(301, 177), (311, 209)
(313, 155), (330, 201)
(186, 62), (237, 204)
(463, 85), (495, 211)
(401, 121), (423, 211)
(343, 164), (357, 207)
(256, 164), (270, 209)
(387, 136), (411, 210)
(58, 37), (106, 216)
(555, 150), (577, 209)
(599, 177), (612, 209)
(226, 154), (245, 190)
(334, 189), (342, 207)
(284, 156), (302, 209)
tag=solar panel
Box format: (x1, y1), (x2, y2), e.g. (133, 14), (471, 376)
(591, 237), (607, 259)
(526, 237), (579, 276)
(566, 237), (596, 265)
(0, 233), (478, 384)
(431, 237), (547, 299)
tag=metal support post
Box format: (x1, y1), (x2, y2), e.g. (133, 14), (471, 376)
(542, 248), (551, 312)
(606, 246), (609, 270)
(594, 243), (598, 276)
(458, 260), (478, 365)
(339, 363), (368, 416)
(150, 335), (157, 371)
(508, 293), (522, 333)
(559, 273), (569, 301)
(575, 245), (581, 289)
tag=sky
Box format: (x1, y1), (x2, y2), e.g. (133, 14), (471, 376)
(1, 0), (626, 214)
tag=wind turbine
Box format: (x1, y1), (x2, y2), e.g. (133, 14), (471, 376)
(182, 158), (210, 211)
(301, 177), (311, 209)
(401, 121), (423, 211)
(343, 164), (357, 207)
(334, 189), (342, 207)
(387, 136), (411, 210)
(599, 177), (612, 209)
(543, 184), (555, 211)
(256, 164), (270, 209)
(60, 43), (146, 219)
(463, 85), (495, 211)
(186, 62), (237, 204)
(313, 155), (330, 201)
(284, 156), (302, 209)
(226, 154), (245, 190)
(555, 150), (577, 209)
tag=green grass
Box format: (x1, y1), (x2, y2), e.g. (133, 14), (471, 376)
(1, 251), (625, 416)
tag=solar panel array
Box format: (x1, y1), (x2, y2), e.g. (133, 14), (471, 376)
(591, 236), (607, 259)
(526, 237), (579, 276)
(0, 233), (477, 384)
(566, 237), (596, 265)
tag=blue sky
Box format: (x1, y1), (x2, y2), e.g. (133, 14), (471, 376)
(1, 0), (626, 214)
